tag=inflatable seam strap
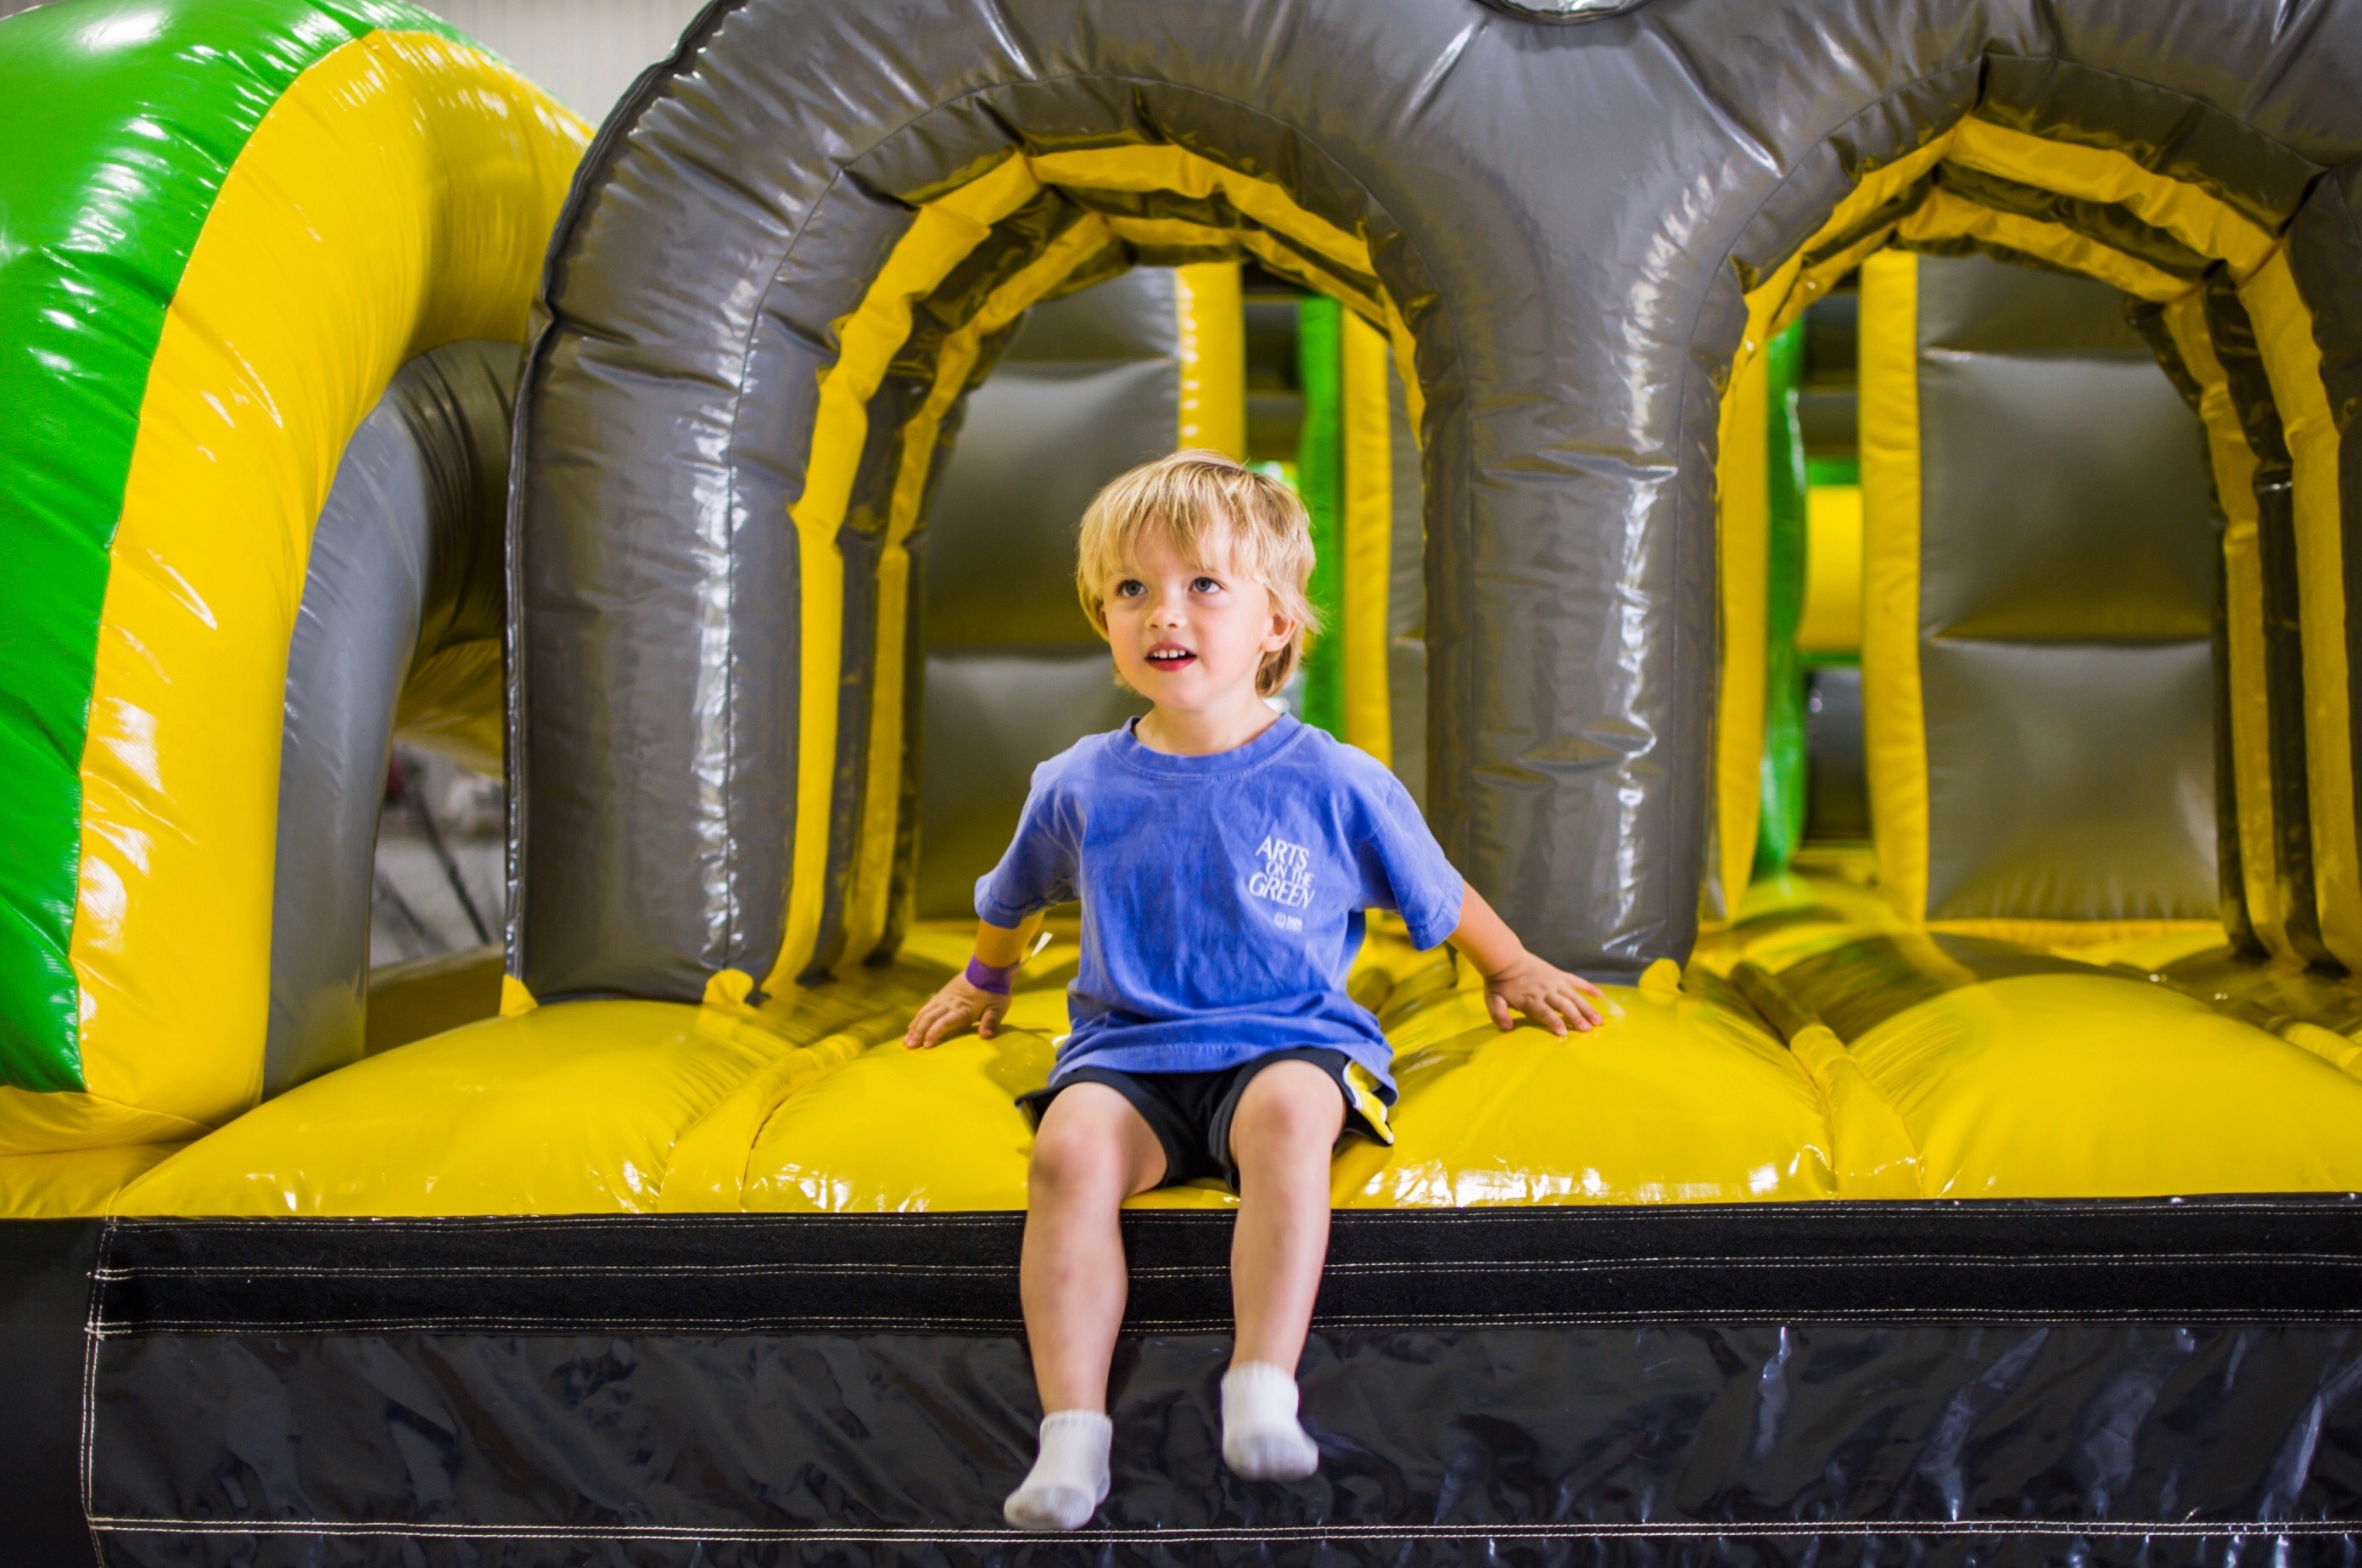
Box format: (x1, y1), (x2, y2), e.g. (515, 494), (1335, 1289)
(0, 0), (585, 1151)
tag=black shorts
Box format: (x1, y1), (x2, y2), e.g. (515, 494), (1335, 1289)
(1016, 1046), (1394, 1191)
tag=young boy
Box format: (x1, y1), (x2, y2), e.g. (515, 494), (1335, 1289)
(903, 451), (1603, 1532)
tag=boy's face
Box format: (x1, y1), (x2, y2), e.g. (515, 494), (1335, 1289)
(1101, 525), (1295, 717)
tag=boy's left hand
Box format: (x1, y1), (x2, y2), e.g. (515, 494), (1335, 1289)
(1482, 951), (1605, 1036)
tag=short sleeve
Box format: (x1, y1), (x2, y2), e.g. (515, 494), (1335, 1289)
(1350, 765), (1464, 949)
(975, 764), (1080, 927)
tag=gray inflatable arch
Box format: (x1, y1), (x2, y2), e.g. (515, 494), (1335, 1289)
(270, 342), (518, 1091)
(512, 0), (2362, 1004)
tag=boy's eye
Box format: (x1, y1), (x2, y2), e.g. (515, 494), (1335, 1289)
(1113, 579), (1145, 598)
(1191, 576), (1223, 595)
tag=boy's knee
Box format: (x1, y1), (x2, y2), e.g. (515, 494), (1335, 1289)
(1232, 1063), (1345, 1151)
(1029, 1117), (1127, 1196)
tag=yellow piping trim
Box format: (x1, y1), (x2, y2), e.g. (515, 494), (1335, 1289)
(1945, 118), (2276, 281)
(1030, 146), (1374, 284)
(1712, 342), (1771, 915)
(2243, 250), (2362, 969)
(1744, 135), (1957, 347)
(1926, 917), (2222, 946)
(1055, 173), (1429, 438)
(48, 32), (583, 1148)
(770, 154), (1047, 991)
(1173, 262), (1245, 459)
(1894, 188), (2188, 301)
(1749, 118), (2281, 342)
(1096, 216), (1390, 326)
(838, 218), (1120, 966)
(1341, 310), (1394, 763)
(2166, 292), (2284, 957)
(1857, 249), (1928, 924)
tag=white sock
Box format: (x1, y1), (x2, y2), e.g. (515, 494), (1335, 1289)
(1221, 1361), (1320, 1480)
(1003, 1410), (1111, 1531)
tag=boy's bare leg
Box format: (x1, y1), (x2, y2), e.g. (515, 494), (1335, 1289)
(1228, 1061), (1346, 1367)
(1221, 1060), (1346, 1480)
(1006, 1084), (1165, 1531)
(1022, 1083), (1167, 1408)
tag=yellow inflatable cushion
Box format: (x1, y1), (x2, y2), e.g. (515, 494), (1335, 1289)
(115, 966), (942, 1216)
(1329, 984), (1835, 1206)
(736, 972), (1840, 1212)
(116, 916), (1848, 1215)
(0, 1144), (186, 1219)
(1850, 972), (2362, 1197)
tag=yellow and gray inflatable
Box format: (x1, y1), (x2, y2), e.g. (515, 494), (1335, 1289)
(8, 0), (2362, 1557)
(0, 0), (582, 1179)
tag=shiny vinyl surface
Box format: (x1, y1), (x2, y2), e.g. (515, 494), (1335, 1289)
(118, 895), (2362, 1218)
(59, 1202), (2362, 1562)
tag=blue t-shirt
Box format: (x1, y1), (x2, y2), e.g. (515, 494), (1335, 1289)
(975, 714), (1464, 1096)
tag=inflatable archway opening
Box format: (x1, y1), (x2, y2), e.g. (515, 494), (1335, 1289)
(1705, 55), (2362, 977)
(515, 105), (1460, 1010)
(910, 264), (1426, 921)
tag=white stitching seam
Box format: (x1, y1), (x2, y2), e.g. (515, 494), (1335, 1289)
(78, 1518), (2362, 1542)
(98, 1197), (2362, 1234)
(81, 1218), (110, 1568)
(89, 1251), (2362, 1280)
(87, 1308), (2362, 1337)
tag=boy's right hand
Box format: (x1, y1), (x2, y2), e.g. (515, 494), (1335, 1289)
(904, 974), (1010, 1049)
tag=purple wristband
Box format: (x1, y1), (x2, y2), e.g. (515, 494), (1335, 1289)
(964, 955), (1015, 995)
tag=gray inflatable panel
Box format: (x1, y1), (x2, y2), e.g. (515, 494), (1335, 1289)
(1922, 640), (2217, 919)
(512, 0), (2362, 995)
(1905, 254), (2216, 921)
(267, 343), (518, 1094)
(914, 269), (1173, 918)
(915, 653), (1145, 920)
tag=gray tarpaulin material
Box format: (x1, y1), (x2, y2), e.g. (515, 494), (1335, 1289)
(509, 0), (2362, 1002)
(266, 343), (517, 1095)
(1880, 254), (2219, 923)
(913, 268), (1169, 920)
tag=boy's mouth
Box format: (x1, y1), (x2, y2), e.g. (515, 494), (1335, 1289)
(1145, 644), (1197, 672)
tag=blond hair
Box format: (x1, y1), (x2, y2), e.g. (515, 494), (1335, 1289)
(1075, 450), (1321, 698)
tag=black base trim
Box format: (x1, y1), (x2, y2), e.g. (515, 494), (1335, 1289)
(95, 1196), (2362, 1335)
(0, 1219), (104, 1568)
(64, 1201), (2362, 1564)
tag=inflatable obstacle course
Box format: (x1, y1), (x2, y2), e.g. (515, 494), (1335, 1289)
(3, 0), (2362, 1556)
